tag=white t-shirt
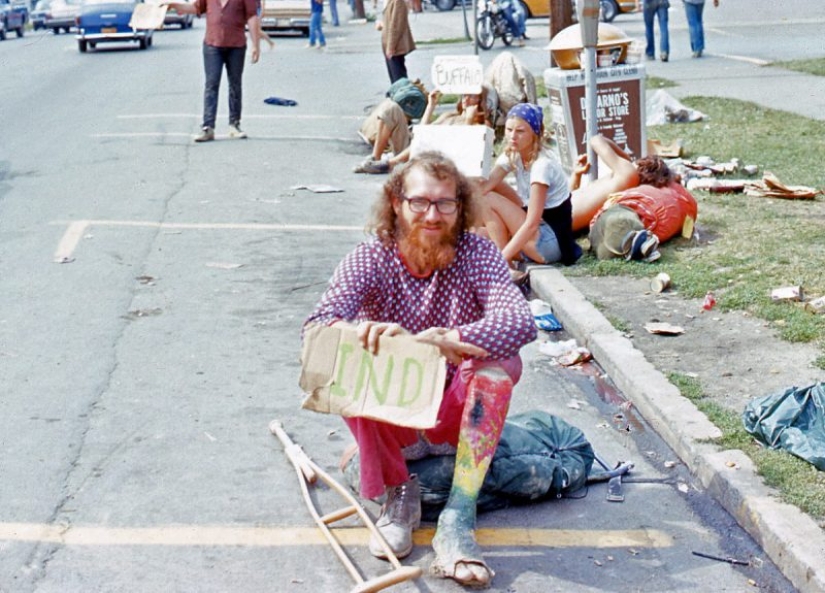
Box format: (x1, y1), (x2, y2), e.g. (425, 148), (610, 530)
(495, 149), (569, 209)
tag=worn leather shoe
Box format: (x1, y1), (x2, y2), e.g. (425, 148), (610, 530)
(368, 475), (421, 560)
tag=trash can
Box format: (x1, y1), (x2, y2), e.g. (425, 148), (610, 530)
(544, 62), (647, 175)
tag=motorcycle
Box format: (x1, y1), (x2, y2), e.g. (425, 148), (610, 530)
(475, 0), (516, 50)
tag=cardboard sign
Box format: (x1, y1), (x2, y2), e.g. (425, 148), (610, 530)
(409, 124), (494, 178)
(129, 3), (167, 30)
(431, 55), (483, 95)
(299, 325), (447, 429)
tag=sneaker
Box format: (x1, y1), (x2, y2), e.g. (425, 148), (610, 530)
(660, 52), (669, 62)
(228, 124), (247, 139)
(368, 475), (421, 560)
(353, 158), (390, 174)
(194, 127), (214, 143)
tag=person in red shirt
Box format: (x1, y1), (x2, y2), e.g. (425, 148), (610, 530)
(166, 0), (261, 142)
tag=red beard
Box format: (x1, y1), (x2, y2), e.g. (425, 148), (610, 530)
(397, 217), (460, 274)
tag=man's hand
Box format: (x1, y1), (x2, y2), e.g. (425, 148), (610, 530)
(375, 20), (383, 31)
(355, 321), (409, 354)
(251, 46), (260, 63)
(415, 328), (488, 366)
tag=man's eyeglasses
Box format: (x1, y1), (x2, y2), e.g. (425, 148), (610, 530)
(402, 196), (460, 215)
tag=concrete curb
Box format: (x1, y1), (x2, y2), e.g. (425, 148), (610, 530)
(530, 267), (825, 593)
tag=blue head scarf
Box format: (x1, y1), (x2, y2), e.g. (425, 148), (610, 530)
(507, 103), (543, 137)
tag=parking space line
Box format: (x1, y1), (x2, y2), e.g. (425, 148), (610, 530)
(117, 114), (362, 120)
(51, 219), (362, 262)
(90, 133), (355, 142)
(0, 522), (672, 549)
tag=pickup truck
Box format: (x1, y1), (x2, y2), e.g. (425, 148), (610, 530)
(0, 0), (29, 39)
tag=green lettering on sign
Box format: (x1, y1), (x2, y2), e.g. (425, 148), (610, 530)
(398, 357), (423, 407)
(355, 350), (394, 405)
(330, 343), (354, 399)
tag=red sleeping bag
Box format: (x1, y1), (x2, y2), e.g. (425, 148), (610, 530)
(595, 182), (698, 242)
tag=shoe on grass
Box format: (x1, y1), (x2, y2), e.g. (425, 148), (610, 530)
(194, 127), (215, 143)
(228, 124), (247, 139)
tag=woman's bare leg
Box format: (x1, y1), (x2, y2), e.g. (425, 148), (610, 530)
(481, 192), (543, 263)
(571, 135), (641, 232)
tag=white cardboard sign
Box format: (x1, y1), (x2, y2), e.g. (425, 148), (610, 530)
(410, 124), (494, 178)
(431, 55), (484, 95)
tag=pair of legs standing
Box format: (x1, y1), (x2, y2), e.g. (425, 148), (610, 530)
(684, 1), (705, 56)
(199, 44), (247, 141)
(345, 357), (522, 587)
(643, 2), (670, 61)
(309, 11), (326, 46)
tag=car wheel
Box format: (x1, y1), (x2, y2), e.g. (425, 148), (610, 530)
(435, 0), (455, 11)
(64, 26), (71, 33)
(89, 42), (95, 48)
(600, 0), (618, 22)
(139, 37), (147, 49)
(518, 0), (529, 18)
(52, 27), (59, 34)
(475, 15), (494, 50)
(147, 35), (152, 47)
(16, 25), (24, 37)
(78, 39), (87, 52)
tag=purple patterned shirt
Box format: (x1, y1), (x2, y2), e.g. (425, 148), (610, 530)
(304, 233), (537, 375)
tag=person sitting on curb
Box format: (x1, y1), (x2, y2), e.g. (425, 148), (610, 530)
(304, 152), (536, 588)
(355, 85), (495, 175)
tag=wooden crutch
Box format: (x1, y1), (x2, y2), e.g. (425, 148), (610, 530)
(269, 420), (422, 593)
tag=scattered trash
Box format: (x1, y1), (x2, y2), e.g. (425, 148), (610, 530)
(770, 285), (802, 302)
(628, 548), (640, 556)
(803, 296), (825, 315)
(528, 298), (553, 316)
(566, 399), (583, 410)
(646, 90), (707, 126)
(136, 275), (155, 285)
(677, 482), (689, 493)
(647, 138), (682, 158)
(539, 339), (578, 358)
(535, 312), (563, 331)
(263, 96), (298, 106)
(644, 322), (684, 335)
(692, 550), (751, 566)
(557, 347), (592, 366)
(54, 256), (75, 264)
(206, 262), (244, 269)
(290, 184), (344, 193)
(650, 272), (671, 293)
(663, 460), (676, 468)
(744, 172), (821, 199)
(725, 460), (740, 469)
(702, 291), (716, 311)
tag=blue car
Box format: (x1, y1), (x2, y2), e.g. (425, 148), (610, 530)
(76, 0), (153, 52)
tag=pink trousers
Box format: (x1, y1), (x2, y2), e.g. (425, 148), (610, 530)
(344, 356), (523, 499)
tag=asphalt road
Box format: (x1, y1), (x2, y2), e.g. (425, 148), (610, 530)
(0, 4), (816, 591)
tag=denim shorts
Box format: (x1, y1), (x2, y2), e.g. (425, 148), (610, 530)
(526, 222), (561, 264)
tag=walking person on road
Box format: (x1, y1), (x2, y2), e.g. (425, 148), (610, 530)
(307, 0), (326, 47)
(376, 0), (415, 83)
(683, 0), (719, 58)
(165, 0), (261, 143)
(639, 0), (670, 61)
(304, 152), (536, 588)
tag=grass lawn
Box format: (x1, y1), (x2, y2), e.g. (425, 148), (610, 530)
(563, 65), (825, 526)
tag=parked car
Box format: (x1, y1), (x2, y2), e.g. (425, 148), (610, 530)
(44, 0), (81, 33)
(259, 0), (309, 36)
(75, 0), (153, 51)
(598, 0), (636, 22)
(0, 0), (28, 39)
(162, 0), (192, 28)
(31, 0), (51, 29)
(480, 0), (634, 21)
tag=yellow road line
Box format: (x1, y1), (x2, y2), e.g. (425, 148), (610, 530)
(51, 219), (362, 262)
(0, 523), (672, 549)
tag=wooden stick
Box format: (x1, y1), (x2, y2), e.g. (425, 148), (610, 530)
(269, 420), (423, 592)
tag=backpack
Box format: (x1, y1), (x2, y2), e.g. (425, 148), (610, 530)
(387, 77), (427, 120)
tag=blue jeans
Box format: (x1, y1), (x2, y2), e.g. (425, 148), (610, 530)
(684, 1), (705, 53)
(329, 0), (339, 25)
(500, 0), (525, 38)
(309, 11), (325, 45)
(643, 3), (669, 58)
(202, 44), (246, 130)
